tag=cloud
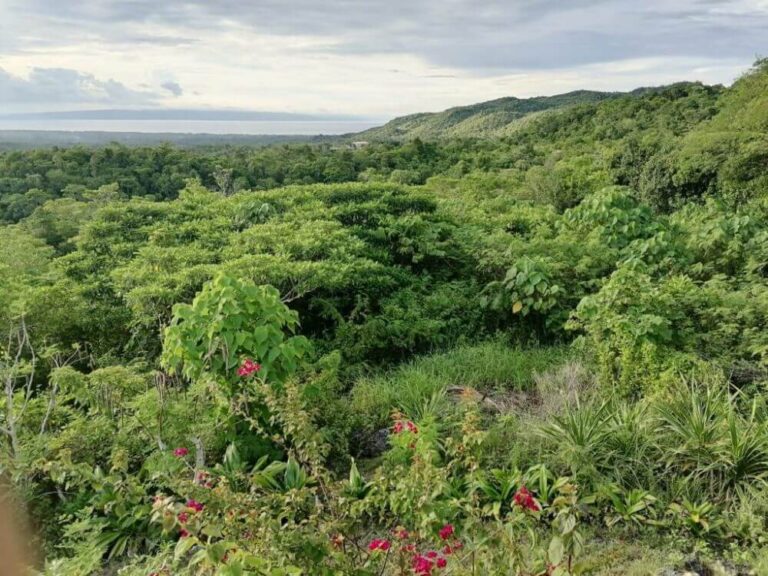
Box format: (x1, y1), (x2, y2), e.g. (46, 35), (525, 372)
(0, 0), (764, 115)
(161, 80), (183, 96)
(0, 67), (163, 111)
(6, 0), (767, 71)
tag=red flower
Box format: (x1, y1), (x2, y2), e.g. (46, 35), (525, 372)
(237, 358), (261, 377)
(177, 512), (189, 524)
(438, 524), (454, 540)
(426, 550), (438, 559)
(368, 538), (391, 552)
(513, 486), (541, 512)
(173, 447), (189, 457)
(186, 499), (204, 512)
(442, 545), (453, 555)
(436, 557), (447, 568)
(179, 528), (190, 538)
(392, 420), (418, 435)
(413, 554), (434, 575)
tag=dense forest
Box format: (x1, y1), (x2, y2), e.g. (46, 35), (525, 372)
(1, 59), (768, 575)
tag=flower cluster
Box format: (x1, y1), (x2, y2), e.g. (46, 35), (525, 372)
(513, 486), (541, 512)
(237, 358), (261, 377)
(392, 419), (418, 434)
(438, 523), (454, 540)
(413, 550), (447, 574)
(368, 538), (391, 552)
(173, 447), (189, 457)
(385, 524), (457, 574)
(362, 524), (459, 573)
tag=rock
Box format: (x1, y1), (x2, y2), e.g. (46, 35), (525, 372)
(352, 427), (390, 458)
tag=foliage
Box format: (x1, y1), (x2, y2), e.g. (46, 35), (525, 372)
(1, 59), (768, 574)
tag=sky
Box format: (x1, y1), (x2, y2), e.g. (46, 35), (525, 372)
(0, 0), (766, 119)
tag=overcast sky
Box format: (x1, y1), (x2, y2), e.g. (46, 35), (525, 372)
(0, 0), (766, 118)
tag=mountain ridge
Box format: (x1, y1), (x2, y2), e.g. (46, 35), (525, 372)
(353, 82), (715, 141)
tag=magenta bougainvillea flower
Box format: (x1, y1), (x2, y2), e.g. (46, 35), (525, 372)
(413, 554), (435, 574)
(237, 358), (261, 377)
(438, 524), (454, 540)
(392, 420), (418, 435)
(513, 486), (541, 512)
(368, 538), (391, 552)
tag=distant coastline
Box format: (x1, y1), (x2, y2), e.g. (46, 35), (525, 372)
(0, 119), (381, 135)
(0, 119), (384, 149)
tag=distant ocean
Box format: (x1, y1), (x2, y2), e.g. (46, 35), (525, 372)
(0, 119), (380, 135)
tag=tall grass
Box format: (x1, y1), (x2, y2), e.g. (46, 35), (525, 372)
(349, 339), (571, 429)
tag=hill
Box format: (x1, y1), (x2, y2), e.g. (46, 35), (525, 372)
(3, 61), (768, 574)
(355, 89), (622, 140)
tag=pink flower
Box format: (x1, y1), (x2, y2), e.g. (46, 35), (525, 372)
(442, 545), (453, 555)
(427, 550), (438, 559)
(368, 538), (391, 552)
(173, 447), (189, 457)
(237, 358), (261, 377)
(177, 512), (189, 524)
(438, 524), (454, 540)
(404, 543), (416, 552)
(186, 499), (204, 513)
(392, 420), (418, 435)
(436, 557), (447, 569)
(413, 554), (434, 575)
(513, 486), (541, 512)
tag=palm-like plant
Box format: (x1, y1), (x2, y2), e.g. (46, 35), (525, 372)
(656, 384), (727, 496)
(539, 400), (612, 483)
(720, 407), (768, 499)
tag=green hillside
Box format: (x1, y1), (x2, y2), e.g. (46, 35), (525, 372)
(355, 90), (622, 140)
(1, 60), (768, 575)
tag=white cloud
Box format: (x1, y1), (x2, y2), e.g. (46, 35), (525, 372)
(0, 0), (763, 115)
(0, 66), (168, 112)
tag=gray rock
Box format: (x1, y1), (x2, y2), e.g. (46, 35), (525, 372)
(352, 427), (390, 458)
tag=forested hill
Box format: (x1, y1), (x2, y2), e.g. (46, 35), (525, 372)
(354, 89), (620, 140)
(0, 74), (747, 223)
(3, 60), (768, 574)
(352, 83), (717, 141)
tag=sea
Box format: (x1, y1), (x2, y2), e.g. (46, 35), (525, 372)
(0, 119), (380, 135)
